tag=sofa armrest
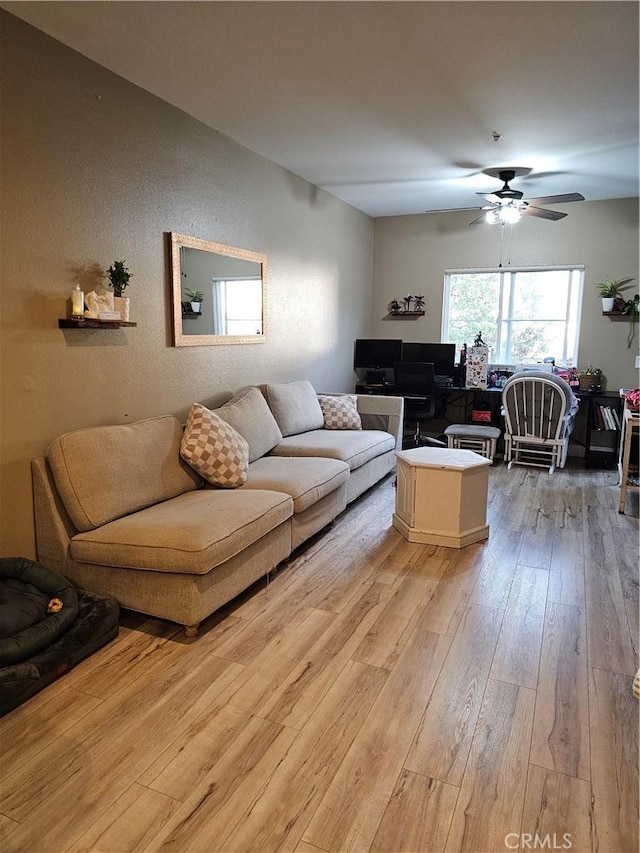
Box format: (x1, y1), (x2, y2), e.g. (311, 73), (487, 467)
(31, 457), (77, 574)
(356, 394), (404, 450)
(317, 392), (404, 450)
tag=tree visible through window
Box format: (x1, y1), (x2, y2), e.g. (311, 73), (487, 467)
(442, 267), (584, 365)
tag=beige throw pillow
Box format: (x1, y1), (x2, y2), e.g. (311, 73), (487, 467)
(317, 395), (362, 430)
(181, 403), (249, 487)
(263, 380), (324, 436)
(214, 387), (283, 463)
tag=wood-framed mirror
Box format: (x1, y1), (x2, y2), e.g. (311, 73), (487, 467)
(170, 232), (267, 347)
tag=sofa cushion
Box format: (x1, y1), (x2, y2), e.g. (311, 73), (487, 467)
(317, 395), (362, 430)
(48, 416), (202, 532)
(214, 388), (282, 464)
(240, 456), (349, 514)
(263, 381), (324, 437)
(70, 489), (293, 575)
(181, 403), (249, 488)
(270, 429), (395, 470)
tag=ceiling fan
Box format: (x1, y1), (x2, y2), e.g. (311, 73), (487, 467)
(471, 169), (585, 225)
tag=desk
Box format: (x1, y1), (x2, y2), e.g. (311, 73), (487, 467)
(357, 384), (622, 468)
(356, 383), (503, 427)
(618, 406), (640, 513)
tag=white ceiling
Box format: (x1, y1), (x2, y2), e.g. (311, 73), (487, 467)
(4, 1), (639, 217)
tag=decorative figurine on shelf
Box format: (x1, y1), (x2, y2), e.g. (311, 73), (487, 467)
(414, 295), (425, 311)
(389, 299), (402, 315)
(473, 331), (487, 347)
(84, 290), (115, 318)
(403, 294), (413, 312)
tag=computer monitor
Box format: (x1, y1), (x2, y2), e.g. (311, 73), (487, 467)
(401, 342), (456, 381)
(354, 339), (403, 369)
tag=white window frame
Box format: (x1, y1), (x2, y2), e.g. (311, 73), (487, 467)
(442, 265), (584, 366)
(212, 276), (263, 336)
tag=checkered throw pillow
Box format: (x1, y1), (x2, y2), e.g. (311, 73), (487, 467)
(317, 395), (362, 430)
(180, 403), (249, 487)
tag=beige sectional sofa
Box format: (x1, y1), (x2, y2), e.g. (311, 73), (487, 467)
(32, 382), (403, 635)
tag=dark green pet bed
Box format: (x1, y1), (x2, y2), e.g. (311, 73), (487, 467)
(0, 557), (119, 716)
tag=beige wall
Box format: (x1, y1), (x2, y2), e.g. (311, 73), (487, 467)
(373, 199), (639, 389)
(0, 14), (373, 557)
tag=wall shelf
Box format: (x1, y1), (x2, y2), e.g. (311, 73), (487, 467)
(58, 318), (137, 329)
(602, 310), (636, 320)
(181, 311), (202, 319)
(385, 311), (425, 319)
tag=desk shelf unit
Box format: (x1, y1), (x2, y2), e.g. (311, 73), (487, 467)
(581, 392), (623, 469)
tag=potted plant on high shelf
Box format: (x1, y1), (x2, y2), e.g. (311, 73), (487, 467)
(596, 276), (634, 313)
(184, 288), (204, 314)
(107, 260), (132, 321)
(622, 293), (640, 348)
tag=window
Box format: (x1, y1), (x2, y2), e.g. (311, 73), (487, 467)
(442, 267), (584, 365)
(212, 278), (263, 335)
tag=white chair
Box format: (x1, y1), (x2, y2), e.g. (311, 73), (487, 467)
(501, 371), (579, 473)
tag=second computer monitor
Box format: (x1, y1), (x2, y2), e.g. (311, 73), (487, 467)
(402, 342), (456, 382)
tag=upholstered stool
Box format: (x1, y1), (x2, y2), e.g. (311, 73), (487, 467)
(444, 424), (501, 463)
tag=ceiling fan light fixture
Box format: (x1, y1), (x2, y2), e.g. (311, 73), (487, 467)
(485, 204), (521, 225)
(471, 169), (584, 227)
(499, 205), (522, 224)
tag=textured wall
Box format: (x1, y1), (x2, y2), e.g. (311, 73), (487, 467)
(372, 198), (639, 390)
(0, 13), (373, 557)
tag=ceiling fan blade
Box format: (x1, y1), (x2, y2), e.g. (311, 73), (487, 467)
(523, 206), (567, 221)
(477, 192), (502, 203)
(424, 206), (483, 213)
(526, 192), (585, 205)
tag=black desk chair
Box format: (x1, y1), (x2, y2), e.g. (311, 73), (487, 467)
(393, 361), (443, 447)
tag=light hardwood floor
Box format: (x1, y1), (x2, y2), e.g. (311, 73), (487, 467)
(2, 462), (638, 853)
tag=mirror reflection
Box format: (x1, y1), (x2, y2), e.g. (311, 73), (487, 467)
(171, 233), (267, 347)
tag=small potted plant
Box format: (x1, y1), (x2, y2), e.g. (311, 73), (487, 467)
(579, 366), (603, 393)
(185, 288), (204, 313)
(107, 260), (132, 321)
(596, 276), (634, 312)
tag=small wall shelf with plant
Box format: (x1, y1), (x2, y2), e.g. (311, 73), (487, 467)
(59, 258), (137, 329)
(597, 276), (638, 347)
(385, 295), (425, 319)
(595, 275), (633, 309)
(182, 288), (204, 317)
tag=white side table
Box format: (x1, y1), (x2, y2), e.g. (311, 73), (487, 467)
(393, 447), (491, 548)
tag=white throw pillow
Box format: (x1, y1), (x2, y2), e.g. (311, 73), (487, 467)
(317, 395), (362, 430)
(180, 403), (249, 487)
